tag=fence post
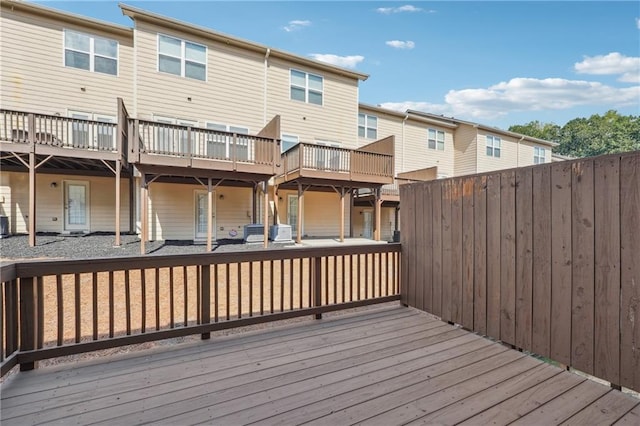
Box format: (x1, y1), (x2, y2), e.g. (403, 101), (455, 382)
(314, 256), (322, 319)
(201, 265), (211, 340)
(19, 277), (36, 371)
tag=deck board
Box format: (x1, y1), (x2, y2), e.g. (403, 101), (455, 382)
(1, 304), (637, 426)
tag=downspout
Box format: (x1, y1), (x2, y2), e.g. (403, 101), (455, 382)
(263, 48), (271, 125)
(517, 136), (524, 167)
(401, 113), (408, 173)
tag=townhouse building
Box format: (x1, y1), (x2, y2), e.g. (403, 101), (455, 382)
(0, 0), (556, 249)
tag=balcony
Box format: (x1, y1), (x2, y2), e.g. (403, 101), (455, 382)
(128, 119), (279, 180)
(276, 137), (394, 188)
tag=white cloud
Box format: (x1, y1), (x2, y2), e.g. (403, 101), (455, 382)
(376, 4), (426, 14)
(636, 17), (640, 29)
(575, 52), (640, 83)
(308, 53), (365, 69)
(385, 40), (415, 50)
(283, 20), (311, 32)
(381, 77), (640, 120)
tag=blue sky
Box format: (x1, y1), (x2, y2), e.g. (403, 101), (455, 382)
(38, 1), (640, 130)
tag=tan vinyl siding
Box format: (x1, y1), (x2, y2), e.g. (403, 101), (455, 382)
(360, 109), (404, 171)
(352, 206), (395, 241)
(0, 9), (134, 116)
(268, 57), (359, 148)
(147, 183), (252, 240)
(133, 21), (264, 129)
(1, 172), (130, 234)
(476, 132), (519, 173)
(453, 123), (478, 176)
(277, 190), (351, 238)
(403, 121), (454, 177)
(519, 141), (551, 166)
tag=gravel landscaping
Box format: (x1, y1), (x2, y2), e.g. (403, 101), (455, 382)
(0, 233), (297, 261)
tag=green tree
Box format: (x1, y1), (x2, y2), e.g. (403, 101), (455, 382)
(509, 111), (640, 158)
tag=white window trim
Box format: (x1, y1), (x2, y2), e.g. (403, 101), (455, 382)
(67, 110), (117, 150)
(534, 146), (546, 164)
(63, 29), (119, 76)
(486, 135), (502, 158)
(290, 69), (324, 106)
(206, 122), (250, 158)
(427, 128), (445, 151)
(157, 33), (207, 81)
(358, 113), (378, 139)
(281, 133), (299, 153)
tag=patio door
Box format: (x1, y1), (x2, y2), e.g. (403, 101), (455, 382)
(287, 195), (300, 237)
(64, 181), (90, 232)
(363, 210), (373, 239)
(195, 190), (216, 241)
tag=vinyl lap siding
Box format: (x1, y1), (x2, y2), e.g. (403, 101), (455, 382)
(134, 21), (265, 129)
(0, 9), (134, 116)
(268, 57), (359, 148)
(0, 172), (130, 234)
(403, 121), (454, 177)
(360, 109), (403, 171)
(453, 124), (478, 176)
(277, 190), (351, 238)
(476, 132), (519, 173)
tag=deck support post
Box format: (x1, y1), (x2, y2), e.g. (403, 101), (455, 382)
(296, 182), (304, 244)
(140, 173), (148, 255)
(252, 183), (258, 224)
(207, 178), (213, 252)
(272, 185), (279, 225)
(263, 181), (269, 248)
(28, 113), (36, 247)
(339, 187), (345, 243)
(349, 188), (355, 238)
(374, 187), (382, 241)
(114, 159), (122, 247)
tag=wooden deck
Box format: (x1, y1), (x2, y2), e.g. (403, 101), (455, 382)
(1, 305), (638, 425)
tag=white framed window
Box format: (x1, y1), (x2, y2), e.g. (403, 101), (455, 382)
(158, 34), (207, 81)
(281, 134), (299, 153)
(428, 128), (445, 151)
(205, 122), (249, 160)
(153, 116), (198, 154)
(64, 29), (118, 76)
(534, 146), (546, 164)
(68, 111), (116, 150)
(290, 69), (323, 105)
(315, 140), (342, 170)
(358, 113), (377, 139)
(486, 135), (501, 158)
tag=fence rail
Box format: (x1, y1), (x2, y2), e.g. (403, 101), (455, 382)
(1, 244), (400, 376)
(400, 150), (640, 393)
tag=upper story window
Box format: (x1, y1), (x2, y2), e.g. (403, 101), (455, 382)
(158, 34), (207, 81)
(486, 135), (501, 158)
(64, 30), (118, 76)
(428, 129), (445, 151)
(290, 69), (323, 105)
(281, 134), (299, 153)
(358, 114), (377, 139)
(534, 146), (546, 164)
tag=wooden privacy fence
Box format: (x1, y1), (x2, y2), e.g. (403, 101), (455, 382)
(400, 151), (640, 393)
(0, 244), (400, 377)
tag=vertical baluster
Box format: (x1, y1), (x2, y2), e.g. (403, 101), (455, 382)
(169, 268), (175, 328)
(341, 255), (346, 303)
(350, 255), (354, 302)
(125, 270), (131, 335)
(56, 275), (63, 346)
(92, 272), (98, 340)
(37, 277), (44, 349)
(237, 263), (242, 319)
(289, 259), (294, 311)
(270, 260), (274, 314)
(214, 264), (219, 323)
(249, 262), (253, 317)
(333, 256), (337, 304)
(225, 263), (230, 321)
(298, 258), (303, 309)
(0, 283), (4, 361)
(365, 254), (369, 300)
(155, 268), (160, 331)
(324, 257), (329, 304)
(182, 266), (188, 326)
(280, 259), (284, 312)
(260, 261), (264, 316)
(141, 269), (146, 333)
(357, 255), (362, 301)
(196, 266), (201, 324)
(109, 271), (114, 338)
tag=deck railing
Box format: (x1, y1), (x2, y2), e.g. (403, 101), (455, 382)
(130, 119), (277, 166)
(280, 143), (394, 180)
(1, 109), (119, 152)
(400, 150), (640, 393)
(0, 244), (401, 377)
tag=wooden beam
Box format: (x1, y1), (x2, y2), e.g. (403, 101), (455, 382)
(339, 187), (345, 242)
(115, 160), (121, 247)
(297, 182), (303, 244)
(140, 174), (148, 255)
(28, 151), (36, 247)
(252, 183), (258, 223)
(207, 178), (212, 252)
(374, 188), (382, 241)
(263, 181), (269, 249)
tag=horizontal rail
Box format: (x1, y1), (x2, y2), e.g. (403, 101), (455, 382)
(1, 244), (401, 376)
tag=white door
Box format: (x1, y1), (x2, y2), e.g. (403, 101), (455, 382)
(363, 210), (373, 239)
(287, 195), (299, 237)
(64, 181), (89, 231)
(195, 191), (216, 240)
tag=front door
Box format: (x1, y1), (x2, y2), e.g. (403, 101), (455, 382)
(195, 191), (216, 241)
(64, 181), (89, 231)
(287, 195), (299, 237)
(363, 210), (373, 239)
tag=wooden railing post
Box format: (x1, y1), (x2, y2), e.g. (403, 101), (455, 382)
(19, 277), (36, 371)
(201, 265), (211, 340)
(313, 256), (322, 319)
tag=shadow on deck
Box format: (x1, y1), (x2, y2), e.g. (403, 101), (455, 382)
(2, 305), (638, 425)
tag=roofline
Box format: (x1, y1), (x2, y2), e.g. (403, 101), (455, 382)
(359, 104), (459, 129)
(408, 109), (558, 147)
(119, 3), (369, 81)
(1, 0), (133, 38)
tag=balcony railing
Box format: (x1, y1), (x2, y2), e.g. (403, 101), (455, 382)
(280, 142), (394, 185)
(0, 244), (401, 376)
(129, 119), (278, 172)
(1, 110), (119, 153)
